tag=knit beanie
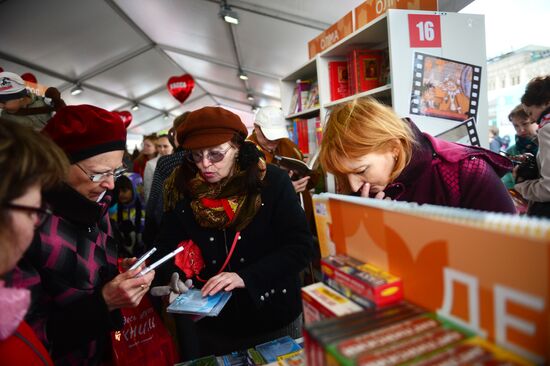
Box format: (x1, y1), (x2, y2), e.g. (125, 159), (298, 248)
(42, 105), (127, 163)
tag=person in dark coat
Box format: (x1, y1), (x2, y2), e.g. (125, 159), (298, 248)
(6, 105), (155, 366)
(153, 106), (314, 358)
(319, 98), (516, 213)
(0, 119), (68, 366)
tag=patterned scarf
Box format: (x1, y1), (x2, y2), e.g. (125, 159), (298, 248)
(188, 159), (266, 231)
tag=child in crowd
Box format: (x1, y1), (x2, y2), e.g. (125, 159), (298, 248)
(502, 104), (538, 189)
(110, 173), (146, 257)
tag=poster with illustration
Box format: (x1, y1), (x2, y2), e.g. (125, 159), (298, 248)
(410, 52), (481, 122)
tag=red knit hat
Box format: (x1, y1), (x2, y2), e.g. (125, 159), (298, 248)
(43, 105), (127, 163)
(177, 107), (248, 149)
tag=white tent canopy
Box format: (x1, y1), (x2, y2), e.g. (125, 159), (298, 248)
(0, 0), (473, 145)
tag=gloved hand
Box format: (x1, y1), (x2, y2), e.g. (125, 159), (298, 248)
(150, 272), (193, 303)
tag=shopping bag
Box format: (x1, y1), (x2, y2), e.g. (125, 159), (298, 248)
(111, 295), (178, 366)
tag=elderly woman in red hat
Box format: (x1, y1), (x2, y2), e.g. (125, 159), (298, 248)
(7, 105), (155, 365)
(154, 106), (314, 358)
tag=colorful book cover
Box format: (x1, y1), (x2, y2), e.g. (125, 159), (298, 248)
(255, 336), (302, 363)
(347, 49), (383, 94)
(166, 288), (232, 316)
(301, 282), (363, 324)
(295, 80), (311, 113)
(277, 349), (304, 366)
(328, 61), (350, 101)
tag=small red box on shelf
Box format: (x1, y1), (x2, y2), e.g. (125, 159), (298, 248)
(347, 49), (383, 94)
(328, 61), (350, 101)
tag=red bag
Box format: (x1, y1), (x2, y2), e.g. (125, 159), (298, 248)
(111, 295), (178, 366)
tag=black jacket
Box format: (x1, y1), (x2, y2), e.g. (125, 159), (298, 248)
(155, 165), (314, 335)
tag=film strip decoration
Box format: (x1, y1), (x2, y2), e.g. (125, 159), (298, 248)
(436, 117), (480, 147)
(410, 52), (481, 122)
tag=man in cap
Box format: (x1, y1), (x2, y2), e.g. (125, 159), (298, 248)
(7, 105), (155, 365)
(0, 71), (65, 130)
(248, 106), (320, 278)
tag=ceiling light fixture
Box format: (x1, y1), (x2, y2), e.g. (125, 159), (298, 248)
(131, 103), (140, 111)
(251, 105), (259, 113)
(163, 113), (169, 120)
(247, 93), (254, 101)
(70, 84), (83, 96)
(238, 70), (248, 80)
(219, 1), (239, 25)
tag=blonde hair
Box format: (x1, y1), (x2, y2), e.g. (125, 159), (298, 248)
(319, 98), (415, 193)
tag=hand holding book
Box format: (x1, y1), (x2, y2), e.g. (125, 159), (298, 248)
(273, 149), (320, 181)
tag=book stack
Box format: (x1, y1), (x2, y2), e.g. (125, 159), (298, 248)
(303, 302), (532, 366)
(288, 79), (319, 115)
(321, 254), (403, 308)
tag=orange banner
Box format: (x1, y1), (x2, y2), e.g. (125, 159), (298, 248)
(355, 0), (438, 29)
(308, 12), (354, 59)
(313, 194), (549, 363)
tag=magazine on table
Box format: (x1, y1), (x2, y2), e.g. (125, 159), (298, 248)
(166, 289), (232, 317)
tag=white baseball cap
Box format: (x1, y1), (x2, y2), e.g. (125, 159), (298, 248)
(254, 106), (289, 141)
(0, 72), (28, 103)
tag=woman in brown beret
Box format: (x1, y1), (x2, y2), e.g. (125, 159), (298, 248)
(153, 106), (314, 358)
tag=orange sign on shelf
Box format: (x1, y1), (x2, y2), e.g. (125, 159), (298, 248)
(308, 11), (354, 59)
(313, 193), (549, 364)
(355, 0), (438, 29)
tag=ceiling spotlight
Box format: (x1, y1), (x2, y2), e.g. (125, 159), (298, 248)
(247, 93), (254, 101)
(238, 71), (248, 80)
(251, 105), (259, 113)
(219, 2), (239, 25)
(163, 113), (169, 120)
(70, 84), (83, 96)
(131, 104), (140, 111)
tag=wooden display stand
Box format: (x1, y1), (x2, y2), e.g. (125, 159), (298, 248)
(280, 9), (489, 158)
(312, 193), (550, 364)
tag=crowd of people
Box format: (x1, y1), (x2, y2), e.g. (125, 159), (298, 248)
(0, 67), (549, 364)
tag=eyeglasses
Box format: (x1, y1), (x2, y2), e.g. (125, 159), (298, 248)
(186, 146), (233, 164)
(76, 163), (127, 183)
(5, 203), (53, 228)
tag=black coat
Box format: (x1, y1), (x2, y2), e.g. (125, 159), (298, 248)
(155, 165), (314, 335)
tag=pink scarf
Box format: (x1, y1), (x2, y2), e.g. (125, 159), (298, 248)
(0, 280), (30, 340)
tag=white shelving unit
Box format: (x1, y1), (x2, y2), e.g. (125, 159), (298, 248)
(280, 9), (488, 147)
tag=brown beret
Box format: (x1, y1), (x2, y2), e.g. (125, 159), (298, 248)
(177, 107), (248, 149)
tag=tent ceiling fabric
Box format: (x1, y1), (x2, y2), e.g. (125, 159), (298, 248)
(0, 0), (473, 135)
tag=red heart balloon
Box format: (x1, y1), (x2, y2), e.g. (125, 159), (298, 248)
(113, 110), (133, 128)
(167, 74), (195, 103)
(21, 72), (37, 84)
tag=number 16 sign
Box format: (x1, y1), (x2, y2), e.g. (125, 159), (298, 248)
(408, 14), (441, 48)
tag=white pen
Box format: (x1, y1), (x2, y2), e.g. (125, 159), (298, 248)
(137, 246), (184, 277)
(129, 247), (157, 271)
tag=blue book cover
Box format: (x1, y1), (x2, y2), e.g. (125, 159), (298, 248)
(167, 289), (232, 317)
(255, 336), (302, 363)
